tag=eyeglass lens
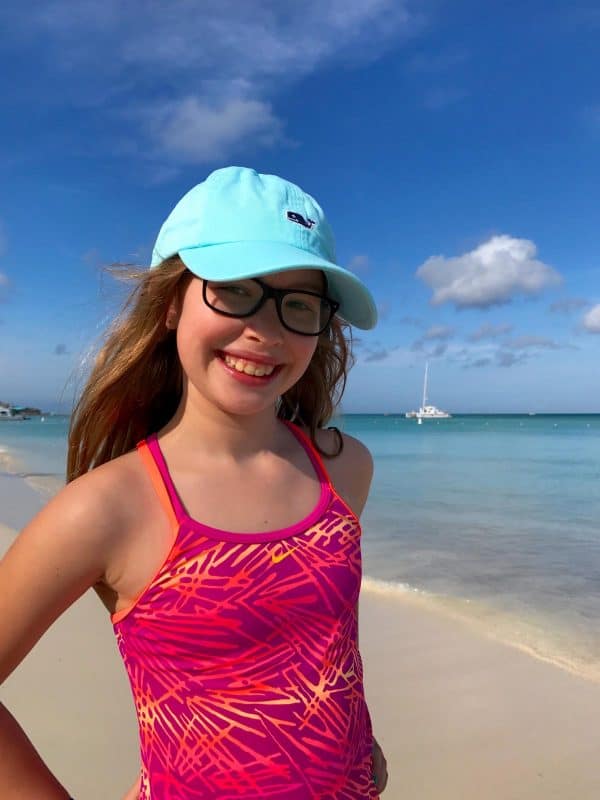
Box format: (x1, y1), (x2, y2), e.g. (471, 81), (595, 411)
(204, 280), (333, 335)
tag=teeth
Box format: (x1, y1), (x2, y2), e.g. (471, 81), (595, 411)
(223, 354), (275, 377)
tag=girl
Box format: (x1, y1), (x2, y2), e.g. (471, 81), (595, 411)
(0, 166), (388, 799)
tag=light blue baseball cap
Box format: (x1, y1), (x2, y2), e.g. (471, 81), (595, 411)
(151, 166), (377, 329)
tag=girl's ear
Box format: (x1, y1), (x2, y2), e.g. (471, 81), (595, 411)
(165, 297), (181, 330)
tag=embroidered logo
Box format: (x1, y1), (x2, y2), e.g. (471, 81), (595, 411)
(271, 547), (296, 564)
(287, 211), (316, 229)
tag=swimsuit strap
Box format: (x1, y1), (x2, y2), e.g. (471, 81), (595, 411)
(139, 423), (334, 527)
(281, 420), (334, 492)
(137, 436), (186, 525)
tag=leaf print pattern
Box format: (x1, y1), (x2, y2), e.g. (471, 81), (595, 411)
(113, 430), (378, 799)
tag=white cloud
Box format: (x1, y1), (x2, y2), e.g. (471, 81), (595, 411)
(416, 235), (562, 309)
(20, 1), (418, 73)
(582, 304), (600, 333)
(141, 96), (282, 164)
(496, 351), (526, 368)
(363, 345), (401, 363)
(453, 328), (577, 370)
(399, 315), (422, 327)
(3, 1), (421, 164)
(454, 343), (528, 370)
(504, 335), (564, 351)
(422, 325), (455, 340)
(410, 325), (454, 357)
(468, 322), (512, 341)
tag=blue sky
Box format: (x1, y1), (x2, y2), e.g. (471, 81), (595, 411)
(0, 1), (599, 413)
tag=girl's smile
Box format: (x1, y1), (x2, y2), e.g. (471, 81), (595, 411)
(217, 350), (283, 384)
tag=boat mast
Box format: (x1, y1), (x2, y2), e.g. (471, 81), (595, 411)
(422, 361), (429, 409)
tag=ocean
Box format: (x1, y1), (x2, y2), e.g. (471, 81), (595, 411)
(1, 413), (599, 682)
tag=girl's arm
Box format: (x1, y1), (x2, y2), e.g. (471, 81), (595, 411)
(0, 468), (129, 798)
(0, 702), (71, 798)
(328, 432), (389, 794)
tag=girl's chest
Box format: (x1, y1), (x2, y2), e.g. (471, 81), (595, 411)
(171, 464), (325, 533)
(103, 461), (353, 617)
(123, 494), (363, 635)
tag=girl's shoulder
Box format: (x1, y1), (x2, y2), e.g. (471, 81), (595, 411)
(313, 428), (374, 518)
(64, 448), (151, 525)
(49, 448), (169, 609)
(0, 448), (158, 681)
(313, 426), (373, 467)
(38, 447), (159, 565)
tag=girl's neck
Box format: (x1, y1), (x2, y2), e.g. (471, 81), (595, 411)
(159, 393), (286, 462)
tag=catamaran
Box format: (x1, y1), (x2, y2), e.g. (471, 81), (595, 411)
(405, 362), (451, 422)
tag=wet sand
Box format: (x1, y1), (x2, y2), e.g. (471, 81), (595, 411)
(360, 590), (600, 799)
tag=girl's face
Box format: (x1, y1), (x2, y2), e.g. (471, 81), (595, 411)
(172, 269), (325, 419)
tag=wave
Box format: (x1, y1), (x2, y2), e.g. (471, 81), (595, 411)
(361, 574), (600, 685)
(0, 444), (24, 475)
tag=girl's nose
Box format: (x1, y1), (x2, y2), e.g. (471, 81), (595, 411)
(243, 298), (285, 344)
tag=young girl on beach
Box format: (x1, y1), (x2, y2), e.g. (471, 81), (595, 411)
(0, 166), (387, 799)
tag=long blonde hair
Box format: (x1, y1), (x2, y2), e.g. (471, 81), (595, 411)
(67, 257), (354, 481)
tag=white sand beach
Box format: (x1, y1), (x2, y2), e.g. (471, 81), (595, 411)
(360, 590), (600, 799)
(1, 472), (600, 799)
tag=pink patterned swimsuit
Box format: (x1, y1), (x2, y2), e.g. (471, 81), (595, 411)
(112, 422), (377, 799)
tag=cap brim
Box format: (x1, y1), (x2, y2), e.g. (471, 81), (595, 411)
(177, 241), (377, 330)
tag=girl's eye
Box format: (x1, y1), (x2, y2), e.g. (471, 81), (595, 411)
(217, 284), (250, 297)
(285, 295), (321, 314)
(207, 282), (259, 309)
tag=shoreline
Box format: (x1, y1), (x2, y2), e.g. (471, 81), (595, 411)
(0, 435), (66, 500)
(362, 576), (600, 685)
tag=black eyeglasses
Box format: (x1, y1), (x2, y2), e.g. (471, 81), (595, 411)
(202, 278), (339, 336)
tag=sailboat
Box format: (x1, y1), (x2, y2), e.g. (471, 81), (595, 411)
(405, 362), (451, 422)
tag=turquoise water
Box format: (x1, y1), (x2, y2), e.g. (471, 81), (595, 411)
(2, 413), (600, 680)
(0, 415), (69, 477)
(342, 414), (600, 679)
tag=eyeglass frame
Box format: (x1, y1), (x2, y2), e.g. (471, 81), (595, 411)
(201, 277), (340, 336)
